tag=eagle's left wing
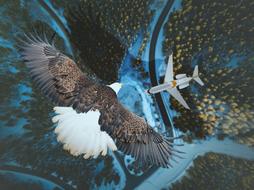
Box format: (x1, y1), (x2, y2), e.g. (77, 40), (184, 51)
(19, 34), (99, 111)
(19, 34), (118, 159)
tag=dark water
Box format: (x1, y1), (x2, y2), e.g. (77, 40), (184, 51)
(0, 0), (253, 190)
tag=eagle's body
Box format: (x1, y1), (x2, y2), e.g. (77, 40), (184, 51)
(20, 34), (179, 167)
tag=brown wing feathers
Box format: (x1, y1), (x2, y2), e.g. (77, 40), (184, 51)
(20, 34), (93, 108)
(20, 34), (180, 168)
(99, 102), (177, 167)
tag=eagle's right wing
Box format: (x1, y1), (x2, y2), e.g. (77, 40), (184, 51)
(99, 101), (180, 168)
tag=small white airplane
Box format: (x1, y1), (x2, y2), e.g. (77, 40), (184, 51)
(147, 53), (204, 109)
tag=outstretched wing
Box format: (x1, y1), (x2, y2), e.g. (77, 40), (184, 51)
(19, 34), (98, 111)
(99, 101), (178, 168)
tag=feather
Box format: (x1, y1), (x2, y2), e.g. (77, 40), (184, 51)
(53, 107), (117, 158)
(20, 34), (181, 167)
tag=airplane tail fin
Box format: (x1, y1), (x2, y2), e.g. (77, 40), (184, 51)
(192, 66), (204, 86)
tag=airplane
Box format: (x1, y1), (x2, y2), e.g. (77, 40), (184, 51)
(146, 53), (204, 109)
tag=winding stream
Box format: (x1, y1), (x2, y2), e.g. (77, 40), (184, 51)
(0, 1), (253, 190)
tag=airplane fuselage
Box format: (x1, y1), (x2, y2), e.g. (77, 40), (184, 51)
(148, 76), (192, 94)
(146, 52), (204, 109)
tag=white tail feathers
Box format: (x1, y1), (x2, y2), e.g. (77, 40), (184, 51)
(192, 66), (204, 86)
(52, 107), (117, 159)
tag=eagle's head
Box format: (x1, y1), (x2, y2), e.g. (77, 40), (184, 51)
(109, 82), (122, 94)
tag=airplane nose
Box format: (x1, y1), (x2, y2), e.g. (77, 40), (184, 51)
(145, 89), (151, 94)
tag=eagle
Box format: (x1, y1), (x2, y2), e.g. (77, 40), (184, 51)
(19, 34), (179, 168)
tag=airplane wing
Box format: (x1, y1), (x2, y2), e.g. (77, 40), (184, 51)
(164, 53), (174, 82)
(167, 88), (190, 109)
